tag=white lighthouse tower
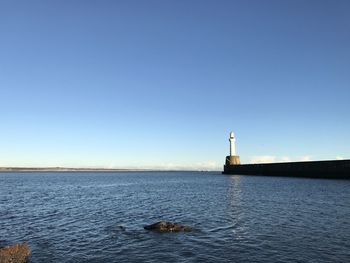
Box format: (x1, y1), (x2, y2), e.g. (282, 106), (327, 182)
(229, 131), (236, 156)
(226, 131), (240, 165)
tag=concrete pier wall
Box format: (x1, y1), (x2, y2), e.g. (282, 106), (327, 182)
(223, 159), (350, 179)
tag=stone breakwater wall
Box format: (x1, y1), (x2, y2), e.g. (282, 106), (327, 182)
(223, 159), (350, 179)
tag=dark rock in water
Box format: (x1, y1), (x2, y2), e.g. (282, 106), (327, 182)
(117, 225), (126, 231)
(144, 221), (192, 232)
(0, 243), (31, 263)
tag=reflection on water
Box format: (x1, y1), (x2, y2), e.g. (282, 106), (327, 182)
(1, 172), (350, 262)
(227, 175), (247, 241)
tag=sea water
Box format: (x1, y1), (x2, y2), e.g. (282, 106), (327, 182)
(1, 172), (349, 262)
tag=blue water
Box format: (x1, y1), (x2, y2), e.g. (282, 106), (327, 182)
(1, 172), (349, 262)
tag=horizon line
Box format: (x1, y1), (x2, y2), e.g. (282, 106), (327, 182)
(0, 166), (220, 172)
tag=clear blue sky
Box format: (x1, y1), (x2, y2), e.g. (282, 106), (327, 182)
(0, 0), (349, 169)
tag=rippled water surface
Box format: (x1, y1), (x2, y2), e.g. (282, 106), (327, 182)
(1, 172), (350, 262)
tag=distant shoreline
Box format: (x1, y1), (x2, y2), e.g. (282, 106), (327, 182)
(0, 167), (214, 173)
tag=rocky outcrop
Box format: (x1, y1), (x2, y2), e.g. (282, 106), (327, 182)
(0, 243), (31, 263)
(144, 221), (192, 232)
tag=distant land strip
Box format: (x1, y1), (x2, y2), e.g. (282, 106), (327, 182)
(0, 167), (142, 172)
(0, 167), (205, 172)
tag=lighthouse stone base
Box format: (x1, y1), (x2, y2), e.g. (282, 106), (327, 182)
(226, 156), (241, 165)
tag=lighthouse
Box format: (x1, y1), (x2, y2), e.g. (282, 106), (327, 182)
(229, 132), (236, 156)
(226, 131), (240, 165)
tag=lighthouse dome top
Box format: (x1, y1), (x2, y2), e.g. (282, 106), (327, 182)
(230, 132), (235, 138)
